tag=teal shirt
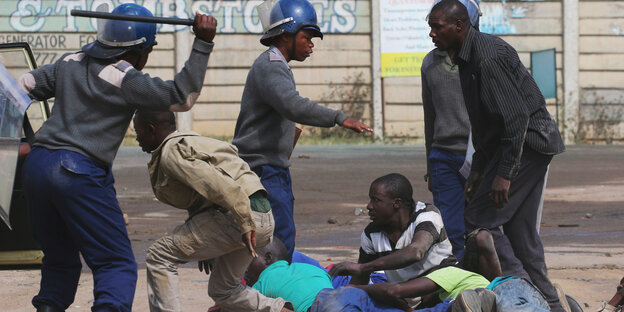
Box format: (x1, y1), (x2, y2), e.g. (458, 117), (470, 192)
(252, 260), (333, 312)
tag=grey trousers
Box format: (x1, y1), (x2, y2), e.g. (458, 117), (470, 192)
(146, 209), (285, 312)
(464, 147), (564, 312)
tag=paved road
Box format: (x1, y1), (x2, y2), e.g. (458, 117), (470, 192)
(5, 144), (620, 311)
(112, 144), (624, 260)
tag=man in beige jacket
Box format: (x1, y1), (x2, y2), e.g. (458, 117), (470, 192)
(133, 110), (290, 312)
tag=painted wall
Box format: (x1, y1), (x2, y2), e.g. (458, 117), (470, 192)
(1, 0), (622, 143)
(577, 0), (624, 143)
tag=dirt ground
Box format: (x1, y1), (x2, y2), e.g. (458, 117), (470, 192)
(2, 144), (623, 311)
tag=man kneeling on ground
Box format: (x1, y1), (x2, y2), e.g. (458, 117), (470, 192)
(134, 110), (290, 312)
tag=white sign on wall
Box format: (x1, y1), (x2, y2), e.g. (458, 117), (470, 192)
(379, 0), (434, 77)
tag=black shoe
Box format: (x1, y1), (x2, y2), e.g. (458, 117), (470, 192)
(36, 304), (64, 312)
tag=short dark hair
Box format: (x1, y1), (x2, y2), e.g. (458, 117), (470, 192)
(134, 110), (176, 130)
(372, 173), (416, 211)
(430, 0), (471, 27)
(259, 237), (289, 263)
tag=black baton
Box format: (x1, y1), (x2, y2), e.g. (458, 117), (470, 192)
(71, 9), (194, 25)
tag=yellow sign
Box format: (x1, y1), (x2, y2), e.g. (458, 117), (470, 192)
(381, 52), (428, 77)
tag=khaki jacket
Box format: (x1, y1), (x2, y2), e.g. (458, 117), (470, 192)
(148, 131), (265, 233)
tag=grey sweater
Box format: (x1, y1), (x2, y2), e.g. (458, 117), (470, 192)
(421, 49), (470, 174)
(19, 39), (214, 166)
(232, 47), (348, 169)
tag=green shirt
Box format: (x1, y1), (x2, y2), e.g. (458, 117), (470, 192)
(252, 260), (333, 312)
(425, 266), (490, 300)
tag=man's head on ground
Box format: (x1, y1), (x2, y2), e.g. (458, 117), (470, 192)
(367, 173), (416, 228)
(245, 238), (289, 286)
(259, 0), (323, 62)
(427, 0), (471, 53)
(133, 110), (177, 153)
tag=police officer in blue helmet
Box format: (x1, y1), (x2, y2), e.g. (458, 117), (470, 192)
(232, 0), (372, 262)
(258, 0), (323, 60)
(18, 3), (217, 312)
(421, 0), (480, 260)
(82, 3), (158, 69)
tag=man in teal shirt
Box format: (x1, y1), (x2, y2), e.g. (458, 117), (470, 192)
(246, 239), (333, 312)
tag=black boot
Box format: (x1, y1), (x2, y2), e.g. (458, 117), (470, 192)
(35, 304), (64, 312)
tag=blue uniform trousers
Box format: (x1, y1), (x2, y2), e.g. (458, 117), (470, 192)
(252, 165), (296, 261)
(429, 148), (467, 259)
(22, 147), (137, 312)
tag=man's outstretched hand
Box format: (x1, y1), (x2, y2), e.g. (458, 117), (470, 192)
(328, 261), (362, 277)
(341, 117), (373, 133)
(193, 13), (217, 43)
(243, 230), (257, 258)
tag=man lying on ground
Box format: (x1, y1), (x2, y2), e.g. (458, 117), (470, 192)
(350, 267), (550, 312)
(245, 238), (333, 312)
(134, 110), (290, 312)
(246, 238), (445, 312)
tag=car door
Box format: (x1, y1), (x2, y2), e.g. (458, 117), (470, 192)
(0, 42), (50, 265)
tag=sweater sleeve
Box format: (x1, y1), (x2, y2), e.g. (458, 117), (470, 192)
(256, 60), (348, 127)
(18, 55), (63, 100)
(119, 38), (214, 112)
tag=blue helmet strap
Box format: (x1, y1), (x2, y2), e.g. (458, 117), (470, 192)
(133, 54), (142, 69)
(290, 32), (297, 61)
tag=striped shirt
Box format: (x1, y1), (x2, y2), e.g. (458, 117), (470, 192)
(358, 201), (456, 284)
(456, 27), (565, 179)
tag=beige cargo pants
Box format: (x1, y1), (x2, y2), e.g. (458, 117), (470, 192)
(146, 209), (284, 312)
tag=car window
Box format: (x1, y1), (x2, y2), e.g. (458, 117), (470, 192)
(0, 43), (50, 133)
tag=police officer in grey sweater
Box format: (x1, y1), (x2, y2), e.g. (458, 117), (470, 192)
(232, 0), (371, 261)
(18, 5), (216, 312)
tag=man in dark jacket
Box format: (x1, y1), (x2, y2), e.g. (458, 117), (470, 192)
(426, 1), (566, 311)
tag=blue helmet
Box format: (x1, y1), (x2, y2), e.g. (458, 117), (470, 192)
(260, 0), (323, 46)
(460, 0), (481, 28)
(82, 3), (158, 59)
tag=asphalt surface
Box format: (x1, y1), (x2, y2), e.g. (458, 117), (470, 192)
(112, 144), (624, 267)
(4, 144), (621, 311)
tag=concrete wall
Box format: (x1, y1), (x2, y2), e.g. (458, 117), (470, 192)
(577, 0), (624, 143)
(1, 0), (623, 143)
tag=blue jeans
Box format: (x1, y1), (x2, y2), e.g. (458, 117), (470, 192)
(22, 147), (137, 311)
(310, 287), (452, 312)
(252, 165), (295, 261)
(493, 278), (550, 312)
(429, 148), (466, 259)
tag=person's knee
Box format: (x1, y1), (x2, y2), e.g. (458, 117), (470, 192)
(145, 239), (173, 266)
(208, 281), (244, 302)
(475, 229), (496, 255)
